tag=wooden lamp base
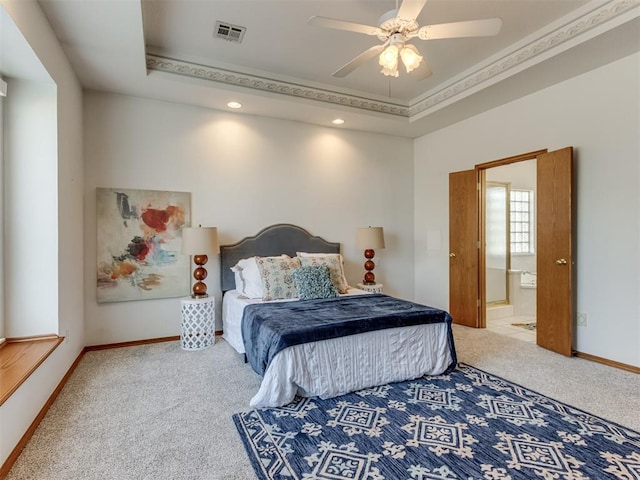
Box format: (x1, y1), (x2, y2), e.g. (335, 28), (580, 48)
(191, 254), (209, 298)
(362, 248), (377, 285)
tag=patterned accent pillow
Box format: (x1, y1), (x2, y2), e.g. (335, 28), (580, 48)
(256, 255), (301, 301)
(292, 265), (339, 300)
(297, 253), (349, 294)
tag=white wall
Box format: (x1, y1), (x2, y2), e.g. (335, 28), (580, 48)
(0, 0), (84, 468)
(3, 79), (58, 336)
(83, 92), (414, 345)
(414, 52), (640, 367)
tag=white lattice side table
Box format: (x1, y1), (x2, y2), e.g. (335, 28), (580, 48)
(357, 283), (384, 294)
(180, 297), (215, 350)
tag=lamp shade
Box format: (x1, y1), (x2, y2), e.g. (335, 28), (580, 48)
(356, 227), (385, 250)
(181, 226), (220, 255)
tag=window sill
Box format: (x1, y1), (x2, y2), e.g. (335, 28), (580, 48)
(0, 336), (63, 406)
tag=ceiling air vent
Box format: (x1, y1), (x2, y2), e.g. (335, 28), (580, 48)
(214, 21), (246, 43)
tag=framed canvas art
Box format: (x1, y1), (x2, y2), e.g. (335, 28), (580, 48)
(96, 188), (191, 303)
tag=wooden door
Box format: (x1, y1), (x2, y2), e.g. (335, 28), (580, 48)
(449, 169), (479, 327)
(537, 147), (574, 356)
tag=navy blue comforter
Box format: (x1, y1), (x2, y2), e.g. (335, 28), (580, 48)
(241, 294), (457, 376)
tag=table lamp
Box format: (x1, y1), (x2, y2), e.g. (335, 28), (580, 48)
(181, 225), (219, 298)
(356, 227), (385, 285)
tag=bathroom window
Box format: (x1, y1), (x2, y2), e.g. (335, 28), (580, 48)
(510, 189), (535, 254)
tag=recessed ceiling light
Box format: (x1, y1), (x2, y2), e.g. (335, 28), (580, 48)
(227, 101), (242, 109)
(332, 118), (345, 125)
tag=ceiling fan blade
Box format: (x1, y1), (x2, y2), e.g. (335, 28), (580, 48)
(397, 0), (429, 21)
(332, 44), (386, 78)
(308, 16), (382, 36)
(418, 18), (502, 40)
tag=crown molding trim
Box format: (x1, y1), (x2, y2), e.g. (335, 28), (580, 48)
(409, 0), (640, 118)
(145, 54), (410, 117)
(146, 0), (638, 120)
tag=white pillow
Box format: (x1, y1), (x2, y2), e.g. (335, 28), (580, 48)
(297, 252), (349, 294)
(230, 266), (245, 294)
(231, 257), (264, 299)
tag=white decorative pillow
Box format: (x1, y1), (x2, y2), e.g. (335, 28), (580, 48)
(297, 252), (349, 294)
(231, 267), (245, 294)
(231, 257), (264, 299)
(256, 255), (301, 301)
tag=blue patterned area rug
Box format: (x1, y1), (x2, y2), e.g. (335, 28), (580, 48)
(233, 363), (639, 480)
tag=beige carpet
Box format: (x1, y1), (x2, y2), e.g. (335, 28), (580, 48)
(6, 325), (639, 479)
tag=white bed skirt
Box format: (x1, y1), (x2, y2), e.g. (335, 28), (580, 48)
(251, 322), (453, 407)
(221, 290), (454, 408)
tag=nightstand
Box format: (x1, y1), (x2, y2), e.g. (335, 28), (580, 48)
(180, 297), (215, 350)
(357, 283), (384, 294)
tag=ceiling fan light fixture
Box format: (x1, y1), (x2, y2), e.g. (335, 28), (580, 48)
(380, 65), (399, 77)
(378, 41), (422, 77)
(400, 44), (423, 73)
(379, 43), (400, 76)
(378, 44), (399, 70)
(310, 2), (503, 79)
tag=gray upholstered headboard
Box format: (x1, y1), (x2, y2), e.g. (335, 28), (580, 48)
(220, 224), (341, 292)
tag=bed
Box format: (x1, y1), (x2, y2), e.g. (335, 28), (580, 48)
(220, 224), (457, 407)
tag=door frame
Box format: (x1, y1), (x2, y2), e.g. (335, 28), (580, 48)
(476, 149), (547, 328)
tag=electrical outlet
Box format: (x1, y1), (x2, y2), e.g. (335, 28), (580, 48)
(577, 312), (587, 327)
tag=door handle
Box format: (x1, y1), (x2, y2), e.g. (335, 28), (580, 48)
(449, 253), (456, 258)
(555, 258), (567, 265)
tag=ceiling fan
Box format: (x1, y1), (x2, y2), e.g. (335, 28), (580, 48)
(308, 0), (502, 79)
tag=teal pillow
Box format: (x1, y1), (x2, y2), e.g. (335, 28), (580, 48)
(292, 265), (339, 300)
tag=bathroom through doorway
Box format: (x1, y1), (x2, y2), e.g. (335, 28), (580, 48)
(484, 160), (537, 343)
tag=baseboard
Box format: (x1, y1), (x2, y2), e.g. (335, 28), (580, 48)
(85, 335), (181, 351)
(85, 332), (222, 351)
(574, 351), (639, 374)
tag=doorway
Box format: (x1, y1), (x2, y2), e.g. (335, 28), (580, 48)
(484, 163), (536, 344)
(449, 147), (574, 356)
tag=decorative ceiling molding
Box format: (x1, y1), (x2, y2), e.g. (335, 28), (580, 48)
(410, 0), (640, 118)
(145, 55), (410, 117)
(146, 0), (638, 120)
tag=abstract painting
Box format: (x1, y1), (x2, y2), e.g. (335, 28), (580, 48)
(96, 188), (191, 303)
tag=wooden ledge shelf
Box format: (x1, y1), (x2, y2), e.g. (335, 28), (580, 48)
(0, 336), (63, 406)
